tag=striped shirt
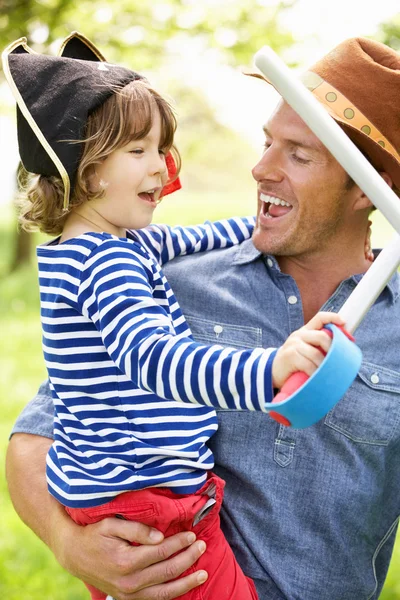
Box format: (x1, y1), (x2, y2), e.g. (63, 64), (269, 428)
(38, 217), (276, 508)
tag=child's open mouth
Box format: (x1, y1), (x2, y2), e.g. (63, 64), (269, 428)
(138, 189), (157, 204)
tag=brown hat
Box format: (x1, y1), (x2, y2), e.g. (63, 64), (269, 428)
(252, 38), (400, 190)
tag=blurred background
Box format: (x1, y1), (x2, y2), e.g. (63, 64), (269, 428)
(1, 1), (400, 598)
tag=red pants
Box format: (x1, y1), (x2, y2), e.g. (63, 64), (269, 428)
(66, 474), (258, 600)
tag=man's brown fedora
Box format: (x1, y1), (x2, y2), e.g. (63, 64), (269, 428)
(252, 38), (400, 191)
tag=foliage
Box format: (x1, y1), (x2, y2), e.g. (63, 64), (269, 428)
(375, 12), (400, 50)
(0, 0), (296, 70)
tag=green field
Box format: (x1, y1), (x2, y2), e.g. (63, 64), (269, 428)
(1, 196), (399, 599)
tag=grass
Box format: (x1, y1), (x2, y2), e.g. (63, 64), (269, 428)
(0, 196), (399, 598)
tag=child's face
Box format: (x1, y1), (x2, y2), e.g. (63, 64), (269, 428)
(89, 109), (168, 233)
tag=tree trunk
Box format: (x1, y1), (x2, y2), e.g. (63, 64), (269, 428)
(9, 164), (32, 273)
(10, 226), (32, 273)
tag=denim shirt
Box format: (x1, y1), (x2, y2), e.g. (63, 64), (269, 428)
(13, 239), (400, 600)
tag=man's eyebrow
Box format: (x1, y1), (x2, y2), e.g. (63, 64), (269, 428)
(262, 126), (322, 151)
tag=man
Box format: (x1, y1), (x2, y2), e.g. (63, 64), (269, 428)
(7, 37), (400, 600)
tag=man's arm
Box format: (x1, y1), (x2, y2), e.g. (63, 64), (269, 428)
(7, 389), (207, 599)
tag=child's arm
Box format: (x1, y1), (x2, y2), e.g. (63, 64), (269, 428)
(133, 216), (255, 265)
(75, 241), (343, 412)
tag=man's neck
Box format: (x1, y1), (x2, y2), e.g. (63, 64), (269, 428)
(277, 250), (372, 324)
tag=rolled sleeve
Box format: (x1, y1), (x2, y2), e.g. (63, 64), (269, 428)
(10, 380), (54, 440)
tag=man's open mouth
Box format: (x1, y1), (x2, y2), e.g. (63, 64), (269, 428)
(260, 193), (293, 219)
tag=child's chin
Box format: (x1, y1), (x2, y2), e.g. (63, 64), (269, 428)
(130, 217), (153, 230)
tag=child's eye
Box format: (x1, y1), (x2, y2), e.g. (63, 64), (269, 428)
(130, 149), (144, 155)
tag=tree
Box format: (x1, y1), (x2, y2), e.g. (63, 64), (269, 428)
(0, 0), (296, 67)
(375, 12), (400, 50)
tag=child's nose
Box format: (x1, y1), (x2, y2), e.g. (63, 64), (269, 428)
(150, 153), (167, 178)
(150, 157), (168, 179)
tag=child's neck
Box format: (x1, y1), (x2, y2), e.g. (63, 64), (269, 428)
(60, 210), (126, 243)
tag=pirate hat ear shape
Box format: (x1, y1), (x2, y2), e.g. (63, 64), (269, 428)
(2, 34), (143, 210)
(58, 31), (107, 61)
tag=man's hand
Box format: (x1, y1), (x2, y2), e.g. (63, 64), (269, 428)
(6, 434), (208, 600)
(58, 517), (208, 600)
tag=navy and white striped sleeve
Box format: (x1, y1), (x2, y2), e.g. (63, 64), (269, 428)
(133, 216), (255, 265)
(77, 239), (275, 412)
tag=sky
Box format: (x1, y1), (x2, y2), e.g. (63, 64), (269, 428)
(1, 0), (400, 205)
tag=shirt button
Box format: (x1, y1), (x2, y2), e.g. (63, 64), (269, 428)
(288, 295), (298, 305)
(370, 373), (380, 384)
(214, 325), (223, 335)
(267, 258), (273, 267)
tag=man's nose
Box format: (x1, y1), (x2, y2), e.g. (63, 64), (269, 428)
(251, 147), (283, 183)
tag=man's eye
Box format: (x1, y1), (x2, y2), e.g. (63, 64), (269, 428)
(263, 142), (271, 152)
(292, 153), (310, 164)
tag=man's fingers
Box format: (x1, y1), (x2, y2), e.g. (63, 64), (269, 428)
(102, 518), (165, 545)
(129, 569), (208, 600)
(134, 539), (207, 588)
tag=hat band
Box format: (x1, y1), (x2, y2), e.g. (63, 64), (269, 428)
(303, 71), (400, 164)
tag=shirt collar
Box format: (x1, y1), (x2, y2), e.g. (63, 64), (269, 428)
(231, 239), (264, 266)
(231, 241), (399, 303)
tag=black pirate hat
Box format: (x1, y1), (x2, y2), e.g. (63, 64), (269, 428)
(2, 32), (181, 209)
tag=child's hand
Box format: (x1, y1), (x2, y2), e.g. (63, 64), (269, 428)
(272, 312), (346, 389)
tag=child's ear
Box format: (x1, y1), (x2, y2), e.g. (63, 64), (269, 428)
(86, 165), (100, 194)
(353, 171), (393, 211)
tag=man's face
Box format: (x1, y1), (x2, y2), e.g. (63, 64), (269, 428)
(252, 101), (355, 258)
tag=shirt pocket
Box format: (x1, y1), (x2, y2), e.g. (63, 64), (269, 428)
(186, 315), (262, 349)
(324, 361), (400, 445)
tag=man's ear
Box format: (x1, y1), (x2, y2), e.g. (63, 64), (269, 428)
(380, 172), (393, 188)
(353, 171), (393, 211)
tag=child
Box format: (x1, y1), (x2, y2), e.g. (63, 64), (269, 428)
(3, 32), (345, 600)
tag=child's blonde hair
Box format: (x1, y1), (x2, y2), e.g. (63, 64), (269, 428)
(17, 80), (181, 235)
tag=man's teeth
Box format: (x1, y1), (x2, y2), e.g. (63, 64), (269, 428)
(260, 193), (291, 207)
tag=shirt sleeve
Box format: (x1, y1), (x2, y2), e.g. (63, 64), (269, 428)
(132, 216), (256, 265)
(10, 380), (54, 440)
(77, 239), (276, 412)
